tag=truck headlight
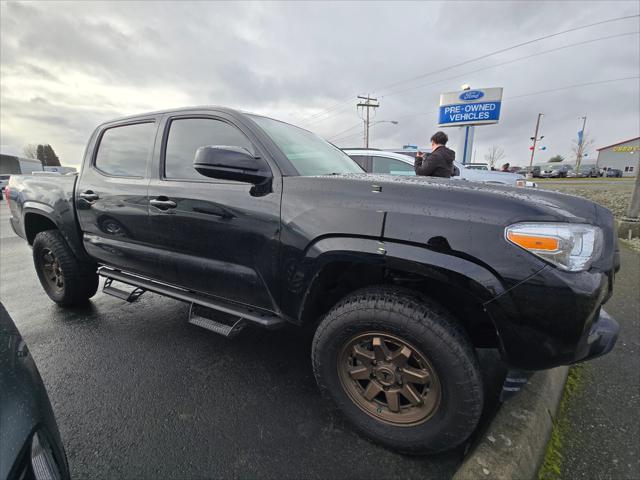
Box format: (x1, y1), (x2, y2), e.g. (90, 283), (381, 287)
(505, 223), (603, 272)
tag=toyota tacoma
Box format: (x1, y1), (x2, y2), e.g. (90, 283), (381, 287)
(6, 107), (620, 454)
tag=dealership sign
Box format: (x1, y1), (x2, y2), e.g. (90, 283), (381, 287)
(438, 87), (503, 127)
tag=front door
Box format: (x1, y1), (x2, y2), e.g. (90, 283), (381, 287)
(146, 114), (281, 311)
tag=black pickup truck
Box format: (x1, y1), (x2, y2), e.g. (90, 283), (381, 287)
(6, 107), (620, 454)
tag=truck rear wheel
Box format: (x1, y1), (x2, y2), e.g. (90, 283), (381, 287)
(311, 286), (483, 454)
(33, 230), (98, 306)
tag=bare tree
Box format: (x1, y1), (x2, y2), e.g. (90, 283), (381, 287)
(23, 144), (38, 159)
(484, 145), (506, 169)
(571, 130), (595, 170)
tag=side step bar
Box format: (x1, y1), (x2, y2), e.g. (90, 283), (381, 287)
(103, 278), (146, 303)
(98, 267), (285, 331)
(188, 304), (245, 338)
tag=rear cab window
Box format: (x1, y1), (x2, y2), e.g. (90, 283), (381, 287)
(94, 122), (156, 177)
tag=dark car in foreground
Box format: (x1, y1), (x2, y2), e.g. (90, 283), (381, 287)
(6, 106), (620, 454)
(0, 303), (70, 480)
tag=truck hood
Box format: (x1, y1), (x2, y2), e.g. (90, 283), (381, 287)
(308, 173), (602, 224)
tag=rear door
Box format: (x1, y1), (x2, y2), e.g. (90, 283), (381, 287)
(145, 113), (282, 310)
(76, 119), (159, 276)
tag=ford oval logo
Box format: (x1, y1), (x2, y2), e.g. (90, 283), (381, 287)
(459, 90), (485, 101)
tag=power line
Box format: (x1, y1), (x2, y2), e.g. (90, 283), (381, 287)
(302, 102), (354, 126)
(375, 76), (640, 122)
(301, 14), (639, 129)
(378, 31), (640, 100)
(506, 75), (640, 101)
(299, 16), (639, 127)
(326, 122), (364, 140)
(371, 14), (640, 97)
(331, 130), (368, 144)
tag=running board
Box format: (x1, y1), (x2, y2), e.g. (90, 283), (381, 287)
(98, 267), (285, 331)
(103, 278), (146, 302)
(188, 304), (245, 338)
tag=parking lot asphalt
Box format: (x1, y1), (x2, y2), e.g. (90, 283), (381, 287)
(0, 202), (505, 479)
(560, 246), (640, 479)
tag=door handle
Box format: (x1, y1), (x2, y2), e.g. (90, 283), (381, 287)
(79, 191), (99, 202)
(150, 197), (177, 210)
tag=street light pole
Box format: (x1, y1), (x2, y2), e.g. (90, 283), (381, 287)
(529, 113), (544, 168)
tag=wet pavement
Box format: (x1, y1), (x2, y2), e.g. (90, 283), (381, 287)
(0, 202), (504, 479)
(560, 246), (640, 480)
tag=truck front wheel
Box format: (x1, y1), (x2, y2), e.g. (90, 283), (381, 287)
(311, 286), (483, 454)
(32, 230), (98, 306)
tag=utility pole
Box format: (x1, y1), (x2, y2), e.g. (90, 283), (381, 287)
(576, 115), (587, 171)
(529, 113), (544, 168)
(357, 95), (379, 148)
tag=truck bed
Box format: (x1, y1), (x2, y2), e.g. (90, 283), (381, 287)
(7, 174), (87, 260)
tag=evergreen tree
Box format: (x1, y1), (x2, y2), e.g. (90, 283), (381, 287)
(36, 144), (45, 163)
(42, 145), (61, 166)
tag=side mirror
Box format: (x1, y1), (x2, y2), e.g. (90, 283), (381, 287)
(194, 146), (271, 184)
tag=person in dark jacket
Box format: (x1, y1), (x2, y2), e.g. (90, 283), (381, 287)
(414, 131), (455, 177)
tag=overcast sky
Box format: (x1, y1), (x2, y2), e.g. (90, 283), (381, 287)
(1, 1), (639, 168)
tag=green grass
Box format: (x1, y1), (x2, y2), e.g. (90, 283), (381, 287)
(538, 365), (586, 480)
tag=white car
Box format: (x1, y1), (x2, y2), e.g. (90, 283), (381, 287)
(346, 149), (535, 187)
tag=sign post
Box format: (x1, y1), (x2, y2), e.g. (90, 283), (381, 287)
(438, 87), (503, 166)
(458, 125), (475, 165)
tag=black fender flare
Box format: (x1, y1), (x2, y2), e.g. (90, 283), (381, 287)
(290, 236), (507, 322)
(22, 202), (89, 261)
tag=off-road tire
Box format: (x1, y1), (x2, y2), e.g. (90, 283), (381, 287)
(32, 230), (98, 306)
(312, 285), (483, 454)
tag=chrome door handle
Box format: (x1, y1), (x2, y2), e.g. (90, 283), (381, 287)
(79, 191), (99, 201)
(150, 198), (177, 210)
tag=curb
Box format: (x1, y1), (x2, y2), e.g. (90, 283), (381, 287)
(453, 366), (569, 480)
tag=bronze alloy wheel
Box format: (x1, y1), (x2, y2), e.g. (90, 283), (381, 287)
(337, 332), (441, 426)
(39, 248), (65, 293)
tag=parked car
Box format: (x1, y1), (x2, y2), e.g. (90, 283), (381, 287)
(567, 165), (599, 178)
(523, 165), (542, 178)
(464, 163), (490, 170)
(0, 302), (70, 480)
(606, 168), (623, 178)
(539, 163), (570, 178)
(346, 149), (534, 187)
(7, 106), (619, 454)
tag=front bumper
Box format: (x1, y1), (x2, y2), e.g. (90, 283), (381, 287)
(575, 308), (619, 363)
(484, 264), (619, 370)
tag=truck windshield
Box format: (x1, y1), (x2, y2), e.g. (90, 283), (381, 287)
(250, 115), (364, 176)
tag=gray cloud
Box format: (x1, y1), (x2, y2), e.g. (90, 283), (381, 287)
(0, 0), (638, 168)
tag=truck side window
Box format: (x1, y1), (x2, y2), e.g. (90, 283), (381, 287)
(164, 118), (255, 180)
(95, 122), (155, 177)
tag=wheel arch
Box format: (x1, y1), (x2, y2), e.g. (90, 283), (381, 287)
(24, 210), (58, 244)
(23, 206), (88, 261)
(296, 237), (506, 350)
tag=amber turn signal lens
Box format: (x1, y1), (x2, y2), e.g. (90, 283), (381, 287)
(506, 232), (559, 251)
